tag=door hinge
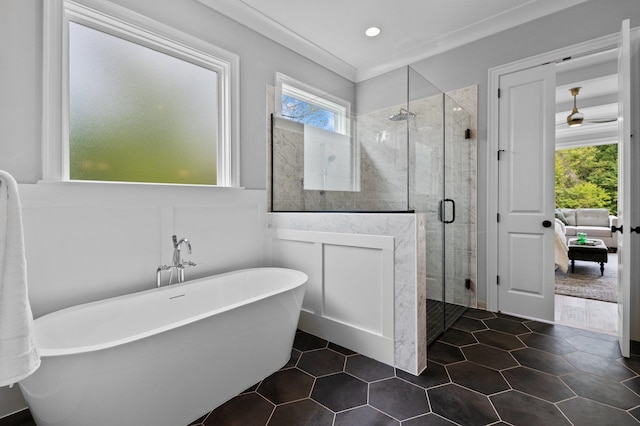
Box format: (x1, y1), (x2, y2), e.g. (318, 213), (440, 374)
(465, 278), (471, 289)
(497, 213), (500, 222)
(498, 88), (501, 98)
(497, 275), (500, 285)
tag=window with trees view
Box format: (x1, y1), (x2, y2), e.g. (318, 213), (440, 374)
(555, 144), (618, 214)
(277, 76), (350, 135)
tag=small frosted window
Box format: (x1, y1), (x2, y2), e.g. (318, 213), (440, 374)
(68, 22), (218, 185)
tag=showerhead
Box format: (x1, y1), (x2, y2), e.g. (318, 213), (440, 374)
(389, 107), (416, 121)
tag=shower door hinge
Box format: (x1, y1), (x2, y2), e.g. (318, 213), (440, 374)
(497, 275), (500, 285)
(497, 213), (500, 222)
(497, 88), (501, 98)
(465, 128), (471, 140)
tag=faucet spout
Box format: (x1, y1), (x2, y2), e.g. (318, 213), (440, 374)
(169, 235), (195, 284)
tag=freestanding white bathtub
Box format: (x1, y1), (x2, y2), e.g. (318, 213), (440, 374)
(19, 267), (307, 426)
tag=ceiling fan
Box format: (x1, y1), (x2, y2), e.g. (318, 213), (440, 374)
(562, 87), (617, 127)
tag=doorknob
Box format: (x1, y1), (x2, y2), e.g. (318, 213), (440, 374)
(612, 225), (623, 234)
(542, 220), (552, 228)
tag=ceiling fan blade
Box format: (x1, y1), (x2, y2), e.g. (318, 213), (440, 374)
(584, 118), (618, 123)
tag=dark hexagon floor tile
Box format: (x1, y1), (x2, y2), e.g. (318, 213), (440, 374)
(463, 308), (496, 320)
(345, 354), (394, 382)
(483, 317), (530, 335)
(565, 334), (622, 359)
(446, 361), (510, 395)
(311, 372), (367, 412)
(369, 378), (430, 421)
(564, 351), (636, 381)
(297, 348), (345, 377)
(396, 361), (450, 389)
(519, 332), (576, 355)
(631, 406), (640, 422)
(428, 384), (499, 426)
(451, 316), (487, 332)
(496, 312), (529, 323)
(427, 342), (465, 365)
(620, 354), (640, 375)
(474, 329), (525, 351)
(510, 347), (576, 376)
(490, 390), (571, 426)
(524, 321), (577, 339)
(437, 328), (477, 347)
(294, 331), (328, 351)
(268, 399), (334, 426)
(402, 413), (457, 425)
(280, 348), (301, 370)
(189, 413), (208, 425)
(623, 376), (640, 395)
(328, 342), (356, 355)
(257, 368), (314, 404)
(461, 344), (518, 370)
(501, 366), (575, 402)
(572, 327), (619, 342)
(204, 392), (274, 426)
(334, 405), (399, 426)
(561, 371), (640, 410)
(558, 396), (640, 426)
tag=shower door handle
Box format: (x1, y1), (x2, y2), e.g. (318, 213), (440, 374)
(439, 199), (455, 224)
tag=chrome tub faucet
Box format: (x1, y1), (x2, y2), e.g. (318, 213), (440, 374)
(156, 235), (197, 287)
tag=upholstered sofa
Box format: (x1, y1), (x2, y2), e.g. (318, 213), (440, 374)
(556, 208), (618, 248)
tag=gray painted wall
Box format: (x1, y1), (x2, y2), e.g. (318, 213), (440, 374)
(0, 0), (354, 188)
(2, 0), (640, 419)
(408, 0), (640, 303)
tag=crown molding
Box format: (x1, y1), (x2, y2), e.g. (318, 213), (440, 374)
(198, 0), (589, 83)
(196, 0), (357, 81)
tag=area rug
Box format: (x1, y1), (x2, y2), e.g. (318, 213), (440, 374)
(555, 252), (617, 303)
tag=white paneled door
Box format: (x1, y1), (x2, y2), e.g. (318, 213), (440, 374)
(616, 19), (632, 357)
(497, 63), (556, 321)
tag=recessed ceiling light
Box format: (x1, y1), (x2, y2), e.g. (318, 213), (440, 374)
(365, 27), (381, 37)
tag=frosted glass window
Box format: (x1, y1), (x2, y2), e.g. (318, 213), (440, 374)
(68, 22), (218, 185)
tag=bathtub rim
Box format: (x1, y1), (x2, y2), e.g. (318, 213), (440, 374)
(32, 267), (307, 358)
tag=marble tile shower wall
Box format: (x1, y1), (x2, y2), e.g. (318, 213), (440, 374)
(271, 110), (410, 212)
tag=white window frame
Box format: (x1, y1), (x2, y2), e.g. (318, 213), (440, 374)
(275, 73), (350, 135)
(43, 0), (240, 187)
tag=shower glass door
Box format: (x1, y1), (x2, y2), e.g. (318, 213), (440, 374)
(408, 66), (473, 346)
(441, 94), (472, 336)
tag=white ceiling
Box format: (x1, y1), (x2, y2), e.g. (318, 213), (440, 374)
(197, 0), (589, 82)
(197, 0), (618, 147)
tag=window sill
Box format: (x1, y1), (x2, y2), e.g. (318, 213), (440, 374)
(36, 180), (245, 190)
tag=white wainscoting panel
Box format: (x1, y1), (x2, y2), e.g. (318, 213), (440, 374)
(269, 229), (394, 365)
(18, 183), (267, 318)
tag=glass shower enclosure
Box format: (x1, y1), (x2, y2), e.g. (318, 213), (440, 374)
(270, 65), (476, 348)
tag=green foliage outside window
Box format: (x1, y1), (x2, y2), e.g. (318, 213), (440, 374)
(69, 22), (218, 185)
(555, 144), (618, 215)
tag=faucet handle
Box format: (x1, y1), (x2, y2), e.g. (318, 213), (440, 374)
(181, 260), (196, 268)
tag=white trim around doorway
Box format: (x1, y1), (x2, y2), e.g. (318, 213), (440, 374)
(486, 31), (624, 313)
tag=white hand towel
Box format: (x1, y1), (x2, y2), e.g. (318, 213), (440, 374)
(0, 170), (40, 386)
